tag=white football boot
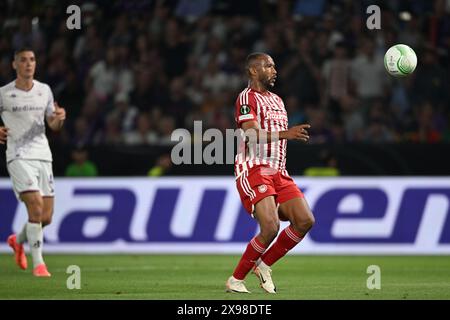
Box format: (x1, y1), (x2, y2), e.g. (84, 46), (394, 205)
(253, 260), (276, 293)
(226, 276), (250, 293)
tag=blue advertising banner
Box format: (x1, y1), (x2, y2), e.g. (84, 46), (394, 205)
(1, 177), (449, 254)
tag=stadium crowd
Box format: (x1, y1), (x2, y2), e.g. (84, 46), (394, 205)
(1, 0), (449, 147)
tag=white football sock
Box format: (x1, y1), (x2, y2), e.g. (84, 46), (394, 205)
(17, 223), (28, 244)
(26, 222), (45, 268)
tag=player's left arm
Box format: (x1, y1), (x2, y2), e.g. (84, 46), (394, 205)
(45, 85), (65, 131)
(46, 102), (66, 131)
(0, 93), (7, 144)
(0, 126), (8, 144)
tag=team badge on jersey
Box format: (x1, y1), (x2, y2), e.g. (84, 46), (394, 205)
(240, 104), (250, 115)
(258, 184), (268, 193)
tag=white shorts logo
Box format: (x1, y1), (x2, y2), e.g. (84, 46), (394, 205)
(258, 184), (267, 193)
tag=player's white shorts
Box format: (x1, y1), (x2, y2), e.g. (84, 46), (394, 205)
(7, 160), (55, 200)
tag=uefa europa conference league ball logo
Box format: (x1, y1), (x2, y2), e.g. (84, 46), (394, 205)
(240, 105), (250, 115)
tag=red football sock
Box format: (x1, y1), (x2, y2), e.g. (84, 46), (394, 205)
(261, 225), (304, 266)
(232, 237), (267, 280)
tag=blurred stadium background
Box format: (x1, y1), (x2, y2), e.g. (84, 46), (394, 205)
(1, 0), (450, 299)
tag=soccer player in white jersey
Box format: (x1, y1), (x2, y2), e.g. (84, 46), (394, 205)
(0, 48), (66, 277)
(225, 53), (315, 293)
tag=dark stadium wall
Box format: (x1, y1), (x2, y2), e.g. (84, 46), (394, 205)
(1, 143), (448, 177)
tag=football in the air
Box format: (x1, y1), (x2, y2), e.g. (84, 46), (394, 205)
(384, 44), (417, 77)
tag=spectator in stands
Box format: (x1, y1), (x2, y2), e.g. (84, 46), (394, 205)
(148, 154), (173, 177)
(65, 147), (98, 177)
(351, 37), (389, 119)
(0, 0), (448, 147)
(303, 149), (341, 177)
(321, 41), (354, 122)
(123, 112), (158, 145)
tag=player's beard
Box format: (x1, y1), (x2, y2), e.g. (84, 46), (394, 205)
(260, 75), (275, 90)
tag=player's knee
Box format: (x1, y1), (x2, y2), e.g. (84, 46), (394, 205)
(300, 214), (315, 232)
(42, 216), (52, 227)
(305, 214), (315, 230)
(293, 214), (315, 234)
(42, 207), (53, 227)
(260, 219), (280, 242)
(28, 211), (43, 223)
(28, 197), (44, 213)
(24, 195), (44, 222)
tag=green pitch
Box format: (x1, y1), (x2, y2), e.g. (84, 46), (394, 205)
(1, 254), (449, 299)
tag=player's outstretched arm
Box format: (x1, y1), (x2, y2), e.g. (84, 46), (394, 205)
(242, 120), (280, 143)
(0, 126), (8, 144)
(241, 121), (310, 143)
(46, 102), (66, 131)
(279, 124), (311, 142)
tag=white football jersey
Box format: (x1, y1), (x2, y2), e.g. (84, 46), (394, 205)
(0, 80), (55, 162)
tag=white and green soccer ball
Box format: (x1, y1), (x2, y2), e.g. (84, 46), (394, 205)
(384, 44), (417, 77)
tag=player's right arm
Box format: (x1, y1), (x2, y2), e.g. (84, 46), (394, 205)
(241, 120), (311, 143)
(236, 92), (280, 143)
(236, 90), (310, 143)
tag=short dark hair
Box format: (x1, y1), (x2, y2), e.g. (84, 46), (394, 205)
(245, 52), (268, 76)
(245, 52), (267, 69)
(14, 47), (34, 59)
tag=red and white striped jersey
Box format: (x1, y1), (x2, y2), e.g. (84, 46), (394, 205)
(234, 87), (289, 177)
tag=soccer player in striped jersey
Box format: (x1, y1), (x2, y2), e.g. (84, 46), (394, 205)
(0, 48), (66, 277)
(226, 53), (315, 293)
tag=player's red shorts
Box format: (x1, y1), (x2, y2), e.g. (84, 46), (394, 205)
(236, 165), (304, 215)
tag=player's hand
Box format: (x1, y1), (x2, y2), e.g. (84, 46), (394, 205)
(0, 126), (8, 144)
(53, 102), (66, 121)
(286, 124), (310, 142)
